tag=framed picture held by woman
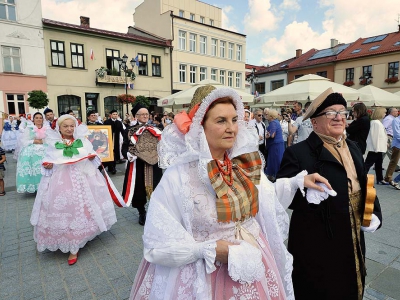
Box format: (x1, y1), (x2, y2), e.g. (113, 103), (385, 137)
(87, 125), (114, 162)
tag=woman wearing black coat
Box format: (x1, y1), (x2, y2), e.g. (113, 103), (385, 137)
(346, 103), (370, 154)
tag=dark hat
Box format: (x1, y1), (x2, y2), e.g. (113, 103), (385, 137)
(43, 107), (53, 115)
(109, 109), (118, 114)
(303, 88), (347, 120)
(131, 103), (146, 116)
(87, 110), (96, 117)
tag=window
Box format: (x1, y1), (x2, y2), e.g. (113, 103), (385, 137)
(362, 65), (372, 78)
(71, 43), (84, 69)
(57, 95), (82, 120)
(369, 45), (380, 51)
(106, 48), (120, 75)
(200, 67), (207, 81)
(211, 69), (217, 81)
(228, 71), (233, 87)
(388, 61), (399, 78)
(236, 45), (242, 61)
(189, 33), (196, 52)
(211, 38), (217, 56)
(104, 96), (122, 117)
(220, 41), (226, 58)
(294, 74), (303, 79)
(152, 56), (161, 77)
(346, 68), (354, 81)
(271, 80), (284, 91)
(179, 31), (186, 50)
(210, 19), (214, 26)
(200, 36), (207, 54)
(316, 71), (327, 78)
(50, 41), (65, 67)
(228, 43), (234, 59)
(2, 46), (21, 72)
(179, 64), (186, 82)
(351, 49), (361, 54)
(0, 0), (16, 21)
(235, 72), (242, 88)
(394, 41), (400, 46)
(179, 10), (184, 17)
(200, 16), (204, 23)
(190, 66), (196, 83)
(137, 53), (148, 76)
(190, 13), (195, 21)
(255, 82), (266, 94)
(6, 94), (25, 115)
(219, 70), (225, 85)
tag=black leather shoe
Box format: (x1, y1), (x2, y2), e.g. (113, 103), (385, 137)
(138, 213), (146, 226)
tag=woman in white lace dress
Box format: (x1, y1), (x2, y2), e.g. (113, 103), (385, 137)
(129, 85), (332, 300)
(30, 115), (117, 265)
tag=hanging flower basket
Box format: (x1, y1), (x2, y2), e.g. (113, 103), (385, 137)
(116, 94), (136, 104)
(359, 78), (372, 85)
(343, 80), (354, 87)
(125, 69), (136, 81)
(384, 77), (399, 84)
(96, 66), (109, 78)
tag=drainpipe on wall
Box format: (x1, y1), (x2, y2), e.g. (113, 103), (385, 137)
(170, 11), (174, 95)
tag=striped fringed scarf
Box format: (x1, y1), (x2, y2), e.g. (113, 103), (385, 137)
(207, 151), (262, 223)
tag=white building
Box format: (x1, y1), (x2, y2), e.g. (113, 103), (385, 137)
(133, 0), (246, 94)
(0, 0), (47, 121)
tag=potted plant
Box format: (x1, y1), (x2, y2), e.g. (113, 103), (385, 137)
(134, 95), (151, 108)
(384, 77), (399, 84)
(110, 68), (119, 76)
(95, 66), (108, 78)
(359, 78), (372, 85)
(27, 90), (49, 110)
(343, 80), (354, 87)
(116, 94), (136, 104)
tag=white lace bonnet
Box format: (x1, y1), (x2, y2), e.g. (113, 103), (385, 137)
(158, 86), (259, 169)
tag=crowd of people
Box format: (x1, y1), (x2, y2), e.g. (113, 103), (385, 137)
(0, 84), (399, 299)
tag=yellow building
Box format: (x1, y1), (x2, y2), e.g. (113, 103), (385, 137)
(43, 17), (172, 121)
(133, 0), (246, 93)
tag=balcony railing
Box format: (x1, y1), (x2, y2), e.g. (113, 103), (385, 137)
(96, 74), (134, 85)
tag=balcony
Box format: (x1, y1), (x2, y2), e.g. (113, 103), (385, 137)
(96, 74), (134, 86)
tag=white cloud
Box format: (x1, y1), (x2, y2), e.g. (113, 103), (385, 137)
(260, 0), (400, 65)
(221, 5), (239, 32)
(41, 0), (144, 32)
(244, 0), (281, 33)
(280, 0), (301, 10)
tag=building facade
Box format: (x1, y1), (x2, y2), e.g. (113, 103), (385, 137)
(43, 17), (172, 122)
(0, 0), (47, 123)
(133, 0), (246, 93)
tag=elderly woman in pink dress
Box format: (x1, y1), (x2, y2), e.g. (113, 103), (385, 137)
(30, 114), (117, 265)
(129, 85), (332, 300)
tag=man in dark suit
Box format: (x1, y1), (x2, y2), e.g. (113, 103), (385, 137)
(103, 110), (124, 174)
(277, 88), (382, 300)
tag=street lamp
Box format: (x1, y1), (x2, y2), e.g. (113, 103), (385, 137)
(117, 54), (136, 113)
(359, 73), (373, 86)
(247, 67), (259, 96)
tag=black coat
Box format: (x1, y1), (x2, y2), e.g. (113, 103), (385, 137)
(277, 131), (382, 300)
(346, 115), (370, 154)
(103, 118), (124, 161)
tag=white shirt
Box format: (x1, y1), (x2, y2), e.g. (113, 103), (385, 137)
(382, 114), (395, 136)
(280, 119), (294, 142)
(293, 116), (313, 144)
(255, 121), (265, 145)
(366, 120), (387, 153)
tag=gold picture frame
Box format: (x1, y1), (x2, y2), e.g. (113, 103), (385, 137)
(87, 125), (114, 162)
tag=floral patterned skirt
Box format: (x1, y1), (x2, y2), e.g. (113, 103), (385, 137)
(130, 234), (287, 300)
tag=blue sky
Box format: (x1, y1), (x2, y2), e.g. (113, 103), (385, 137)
(43, 0), (400, 66)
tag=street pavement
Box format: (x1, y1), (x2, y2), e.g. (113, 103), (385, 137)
(0, 152), (399, 300)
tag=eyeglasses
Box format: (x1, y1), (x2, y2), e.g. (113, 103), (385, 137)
(136, 113), (149, 117)
(315, 110), (349, 119)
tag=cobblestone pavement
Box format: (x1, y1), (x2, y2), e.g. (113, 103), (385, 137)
(0, 153), (399, 299)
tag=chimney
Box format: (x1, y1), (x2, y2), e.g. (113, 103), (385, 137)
(295, 49), (302, 58)
(331, 38), (338, 47)
(80, 16), (90, 28)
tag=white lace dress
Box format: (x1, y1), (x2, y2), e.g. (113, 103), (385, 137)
(30, 128), (117, 254)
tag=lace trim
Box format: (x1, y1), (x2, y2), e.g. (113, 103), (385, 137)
(228, 241), (265, 284)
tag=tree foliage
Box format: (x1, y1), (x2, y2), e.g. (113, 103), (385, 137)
(27, 90), (49, 109)
(135, 95), (151, 108)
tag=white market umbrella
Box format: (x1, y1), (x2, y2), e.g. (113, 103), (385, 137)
(358, 85), (400, 106)
(394, 91), (400, 97)
(173, 79), (254, 105)
(157, 89), (187, 107)
(260, 74), (360, 103)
